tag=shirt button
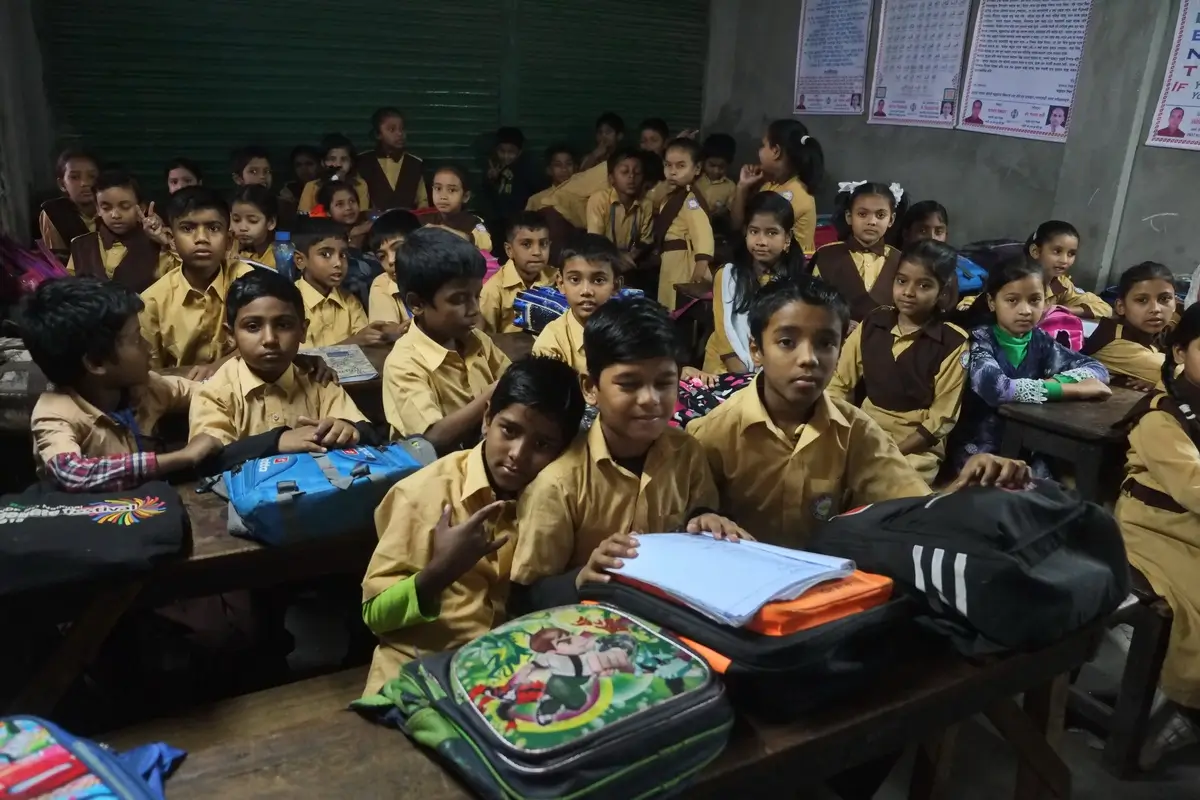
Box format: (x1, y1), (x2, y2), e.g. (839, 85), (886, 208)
(272, 413), (280, 422)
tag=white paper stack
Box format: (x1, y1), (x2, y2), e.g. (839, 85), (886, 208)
(614, 533), (855, 627)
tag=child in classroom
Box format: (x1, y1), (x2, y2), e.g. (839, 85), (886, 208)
(510, 296), (746, 590)
(229, 185), (278, 268)
(315, 180), (383, 308)
(827, 239), (969, 483)
(484, 126), (536, 226)
(290, 215), (387, 348)
(24, 277), (221, 491)
(165, 157), (202, 194)
(947, 256), (1111, 477)
(355, 107), (428, 211)
(230, 145), (273, 189)
(39, 148), (99, 259)
(525, 144), (577, 211)
(479, 212), (557, 334)
(279, 145), (321, 203)
(695, 133), (737, 218)
(1027, 220), (1113, 318)
(531, 233), (623, 375)
(367, 208), (422, 334)
(638, 118), (670, 157)
(382, 227), (512, 453)
(360, 355), (586, 695)
(703, 192), (806, 374)
(189, 269), (375, 462)
(579, 111), (626, 171)
(1082, 261), (1176, 390)
(899, 200), (949, 245)
(585, 146), (652, 257)
(425, 164), (493, 253)
(731, 119), (822, 253)
(653, 137), (715, 309)
(809, 181), (901, 322)
(298, 133), (371, 212)
(1114, 303), (1200, 747)
(66, 170), (177, 294)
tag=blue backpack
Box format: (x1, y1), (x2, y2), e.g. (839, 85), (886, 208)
(956, 254), (987, 295)
(216, 440), (436, 546)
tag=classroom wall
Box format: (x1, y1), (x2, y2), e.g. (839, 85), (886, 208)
(702, 0), (1196, 290)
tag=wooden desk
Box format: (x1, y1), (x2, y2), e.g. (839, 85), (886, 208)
(998, 386), (1142, 502)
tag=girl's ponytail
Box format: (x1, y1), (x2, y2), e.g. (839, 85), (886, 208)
(766, 119), (824, 192)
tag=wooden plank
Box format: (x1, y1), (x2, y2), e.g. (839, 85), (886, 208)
(909, 726), (958, 800)
(997, 386), (1141, 442)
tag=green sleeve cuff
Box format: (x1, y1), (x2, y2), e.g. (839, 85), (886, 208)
(361, 573), (439, 635)
(1043, 381), (1064, 400)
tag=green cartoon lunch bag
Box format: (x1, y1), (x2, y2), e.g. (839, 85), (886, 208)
(354, 604), (734, 799)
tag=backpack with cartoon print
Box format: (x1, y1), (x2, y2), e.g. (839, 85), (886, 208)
(353, 604), (733, 800)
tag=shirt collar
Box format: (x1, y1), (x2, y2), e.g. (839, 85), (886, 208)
(404, 322), (482, 371)
(871, 307), (948, 344)
(297, 278), (346, 311)
(500, 262), (555, 291)
(566, 312), (586, 354)
(736, 375), (850, 439)
(180, 260), (239, 301)
(463, 443), (497, 503)
(846, 237), (887, 257)
(236, 358), (298, 399)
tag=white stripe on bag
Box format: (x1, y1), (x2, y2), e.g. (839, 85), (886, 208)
(912, 545), (925, 592)
(931, 548), (949, 606)
(954, 553), (968, 616)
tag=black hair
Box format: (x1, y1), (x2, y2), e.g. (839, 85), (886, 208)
(290, 144), (321, 164)
(849, 182), (897, 214)
(1163, 304), (1200, 407)
(496, 126), (525, 149)
(731, 192), (806, 315)
(664, 137), (703, 165)
(489, 356), (586, 444)
(560, 233), (623, 277)
(1026, 220), (1080, 253)
(367, 208), (421, 252)
(319, 133), (357, 161)
(595, 112), (626, 136)
(230, 184), (278, 221)
(291, 214), (349, 255)
(765, 119), (824, 191)
(19, 277), (144, 388)
(432, 163), (470, 189)
(316, 179), (359, 212)
(55, 148), (99, 179)
(639, 118), (670, 140)
(898, 239), (960, 315)
(985, 254), (1043, 297)
(899, 200), (949, 245)
(225, 267), (304, 327)
(506, 211), (549, 242)
(370, 107), (404, 136)
(395, 226), (486, 303)
(639, 149), (665, 185)
(231, 145), (271, 176)
(701, 133), (736, 163)
(1116, 261), (1176, 301)
(93, 169), (141, 203)
(606, 145), (644, 175)
(832, 182), (900, 241)
(583, 296), (679, 381)
(748, 274), (850, 344)
(163, 156), (203, 183)
(165, 185), (228, 225)
(544, 143), (575, 163)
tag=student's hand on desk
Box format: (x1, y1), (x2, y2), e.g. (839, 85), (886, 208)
(294, 353), (339, 385)
(948, 454), (1033, 492)
(577, 532), (640, 589)
(1061, 378), (1112, 401)
(686, 513), (752, 542)
(297, 416), (359, 448)
(427, 501), (511, 582)
(737, 165), (765, 190)
(185, 363), (219, 382)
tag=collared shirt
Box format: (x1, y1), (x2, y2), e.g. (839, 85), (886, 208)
(382, 323), (511, 438)
(297, 176), (371, 213)
(531, 310), (587, 375)
(585, 187), (653, 251)
(478, 262), (557, 334)
(377, 153), (430, 209)
(296, 278), (369, 347)
(695, 175), (736, 214)
(511, 422), (719, 584)
(687, 379), (930, 548)
(760, 177), (817, 252)
(189, 357), (367, 444)
(235, 243), (277, 270)
(361, 444), (516, 695)
(811, 240), (891, 293)
(1046, 274), (1113, 319)
(65, 231), (178, 280)
(368, 273), (411, 325)
(526, 186), (556, 211)
(39, 208), (96, 252)
(140, 260), (254, 368)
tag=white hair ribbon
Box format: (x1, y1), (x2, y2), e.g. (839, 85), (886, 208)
(889, 182), (905, 205)
(837, 180), (868, 195)
(800, 135), (811, 144)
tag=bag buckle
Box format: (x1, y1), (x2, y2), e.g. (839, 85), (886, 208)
(276, 480), (299, 494)
(350, 464), (370, 479)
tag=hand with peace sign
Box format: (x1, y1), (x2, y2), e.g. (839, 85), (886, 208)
(416, 501), (511, 610)
(139, 202), (173, 247)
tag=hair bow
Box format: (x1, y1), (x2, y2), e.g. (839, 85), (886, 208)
(837, 180), (867, 195)
(889, 182), (906, 205)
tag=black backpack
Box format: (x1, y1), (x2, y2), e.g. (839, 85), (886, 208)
(807, 482), (1130, 655)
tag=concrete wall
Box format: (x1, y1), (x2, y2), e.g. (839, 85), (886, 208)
(702, 0), (1195, 290)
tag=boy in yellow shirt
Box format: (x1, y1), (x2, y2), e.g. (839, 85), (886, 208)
(382, 227), (511, 453)
(696, 133), (737, 218)
(230, 145), (273, 189)
(291, 216), (389, 348)
(531, 233), (622, 375)
(360, 356), (585, 695)
(585, 147), (652, 256)
(479, 212), (557, 334)
(526, 144), (577, 211)
(367, 209), (421, 334)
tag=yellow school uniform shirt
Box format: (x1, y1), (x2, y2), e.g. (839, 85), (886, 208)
(1086, 320), (1165, 387)
(585, 188), (653, 251)
(235, 243), (277, 270)
(140, 260), (254, 369)
(531, 311), (587, 375)
(368, 273), (411, 326)
(65, 237), (178, 280)
(361, 444), (516, 695)
(526, 185), (556, 211)
(297, 176), (371, 213)
(695, 175), (736, 214)
(469, 220), (493, 254)
(511, 422), (719, 584)
(810, 241), (892, 292)
(687, 379), (929, 548)
(1046, 274), (1112, 319)
(382, 323), (512, 438)
(827, 320), (969, 483)
(657, 189), (715, 309)
(31, 373), (194, 469)
(760, 178), (817, 252)
(296, 278), (368, 347)
(377, 153), (430, 209)
(39, 208), (96, 253)
(479, 262), (557, 334)
(1115, 400), (1200, 706)
(188, 357), (367, 444)
(549, 162), (610, 228)
(646, 180), (673, 208)
(703, 267), (770, 374)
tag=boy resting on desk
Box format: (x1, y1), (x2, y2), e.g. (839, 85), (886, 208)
(360, 356), (585, 695)
(25, 277), (221, 491)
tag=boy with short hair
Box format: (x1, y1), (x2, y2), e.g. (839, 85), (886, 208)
(485, 126), (535, 223)
(511, 297), (744, 588)
(67, 170), (177, 293)
(638, 118), (670, 157)
(479, 212), (557, 334)
(526, 144), (577, 211)
(654, 137), (715, 309)
(231, 145), (273, 188)
(531, 233), (622, 375)
(585, 146), (653, 256)
(696, 133), (736, 216)
(580, 111), (626, 171)
(382, 227), (512, 453)
(189, 269), (374, 463)
(24, 277), (221, 491)
(360, 355), (586, 695)
(291, 216), (388, 348)
(280, 145), (321, 203)
(165, 157), (203, 194)
(367, 209), (422, 333)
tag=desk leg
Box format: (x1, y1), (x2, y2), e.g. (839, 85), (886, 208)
(908, 725), (958, 800)
(6, 581), (143, 716)
(985, 674), (1071, 799)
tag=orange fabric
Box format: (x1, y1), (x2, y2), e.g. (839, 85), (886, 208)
(745, 571), (892, 636)
(680, 636), (731, 674)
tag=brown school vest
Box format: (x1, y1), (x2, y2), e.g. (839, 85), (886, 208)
(41, 197), (90, 252)
(860, 307), (966, 412)
(70, 227), (160, 294)
(1082, 317), (1163, 389)
(1117, 388), (1200, 513)
(356, 150), (426, 210)
(811, 241), (900, 322)
(652, 188), (710, 253)
(424, 210), (483, 239)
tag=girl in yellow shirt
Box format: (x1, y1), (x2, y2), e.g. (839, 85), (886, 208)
(730, 119), (822, 252)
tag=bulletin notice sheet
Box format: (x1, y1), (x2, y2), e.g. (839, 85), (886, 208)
(1146, 0), (1200, 151)
(868, 0), (972, 129)
(957, 0), (1093, 142)
(793, 0), (872, 116)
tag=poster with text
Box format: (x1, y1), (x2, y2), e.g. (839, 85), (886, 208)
(1146, 0), (1200, 150)
(869, 0), (972, 128)
(957, 0), (1092, 142)
(793, 0), (872, 116)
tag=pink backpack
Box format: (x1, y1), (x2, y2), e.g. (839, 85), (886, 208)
(1037, 305), (1084, 351)
(481, 249), (500, 283)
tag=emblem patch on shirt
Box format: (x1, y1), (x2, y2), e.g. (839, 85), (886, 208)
(781, 190), (794, 201)
(474, 223), (488, 233)
(960, 351), (970, 369)
(687, 198), (700, 210)
(812, 494), (834, 521)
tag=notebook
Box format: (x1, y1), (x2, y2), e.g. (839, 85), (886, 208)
(299, 345), (379, 383)
(614, 533), (855, 627)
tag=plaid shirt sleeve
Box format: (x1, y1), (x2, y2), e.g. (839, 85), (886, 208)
(45, 451), (160, 493)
